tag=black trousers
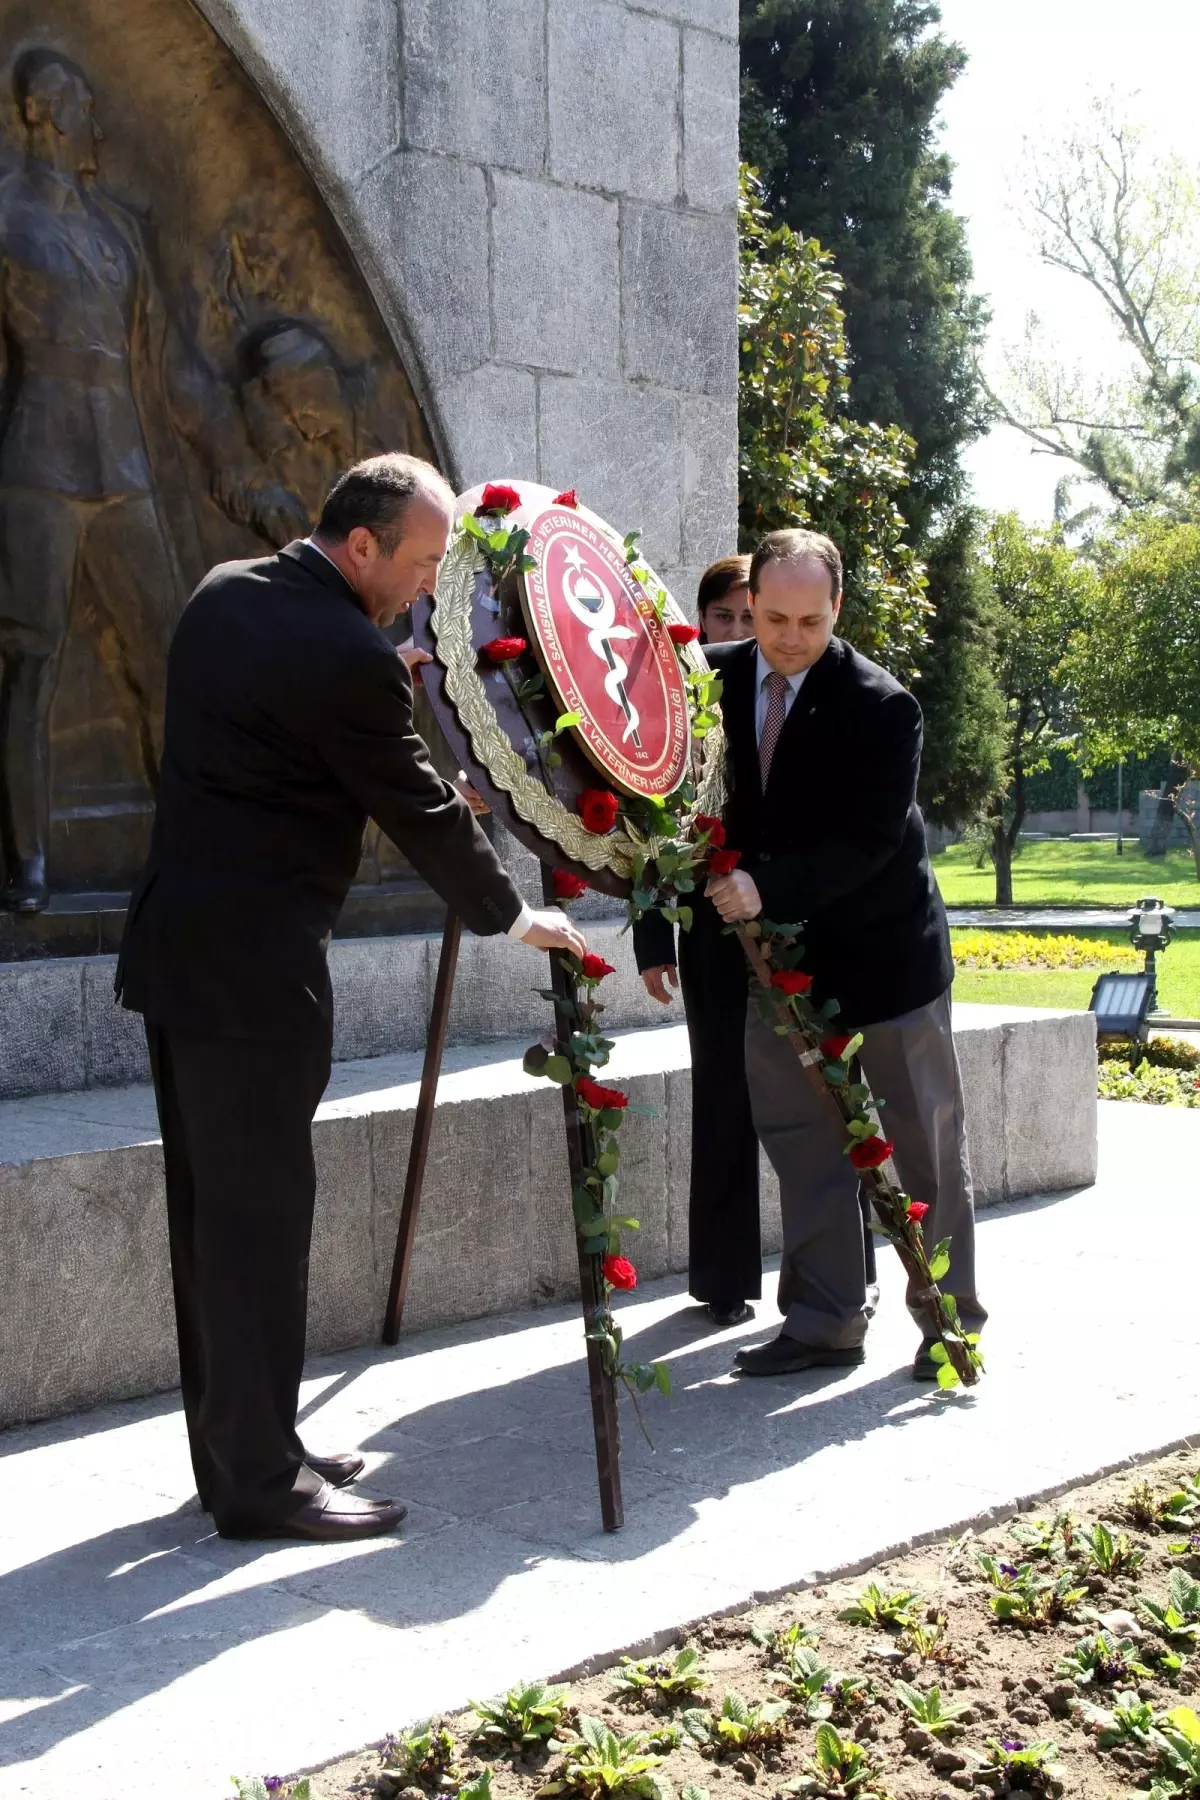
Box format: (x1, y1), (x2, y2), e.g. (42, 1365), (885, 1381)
(678, 904), (876, 1309)
(145, 1020), (332, 1533)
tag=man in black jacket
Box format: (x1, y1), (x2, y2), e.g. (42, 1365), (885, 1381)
(636, 528), (984, 1377)
(117, 453), (587, 1540)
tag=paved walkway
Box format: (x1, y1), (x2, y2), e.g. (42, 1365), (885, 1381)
(947, 905), (1200, 929)
(2, 1103), (1199, 1800)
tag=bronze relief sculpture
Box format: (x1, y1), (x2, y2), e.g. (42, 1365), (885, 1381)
(0, 2), (436, 914)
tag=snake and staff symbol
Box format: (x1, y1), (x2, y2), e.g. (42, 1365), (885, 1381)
(560, 541), (643, 749)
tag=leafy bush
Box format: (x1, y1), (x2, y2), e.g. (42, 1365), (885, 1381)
(470, 1682), (571, 1751)
(381, 1722), (460, 1790)
(1099, 1035), (1200, 1071)
(682, 1692), (791, 1755)
(1098, 1063), (1200, 1108)
(838, 1583), (921, 1630)
(547, 1717), (667, 1800)
(611, 1649), (707, 1706)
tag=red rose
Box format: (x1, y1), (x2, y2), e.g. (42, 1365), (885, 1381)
(552, 488), (579, 508)
(603, 1254), (638, 1291)
(906, 1201), (930, 1222)
(667, 622), (701, 646)
(475, 482), (522, 516)
(579, 788), (620, 834)
(580, 953), (615, 980)
(709, 848), (741, 875)
(480, 636), (528, 664)
(849, 1135), (895, 1170)
(821, 1034), (854, 1061)
(552, 870), (588, 901)
(695, 813), (726, 848)
(770, 969), (813, 996)
(576, 1075), (629, 1111)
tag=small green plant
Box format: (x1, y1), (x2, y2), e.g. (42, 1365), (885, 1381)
(898, 1613), (953, 1664)
(892, 1680), (970, 1737)
(977, 1554), (1086, 1628)
(611, 1648), (708, 1705)
(1085, 1520), (1145, 1576)
(471, 1682), (572, 1751)
(232, 1783), (313, 1800)
(1140, 1571), (1200, 1645)
(1010, 1512), (1078, 1561)
(642, 1727), (681, 1755)
(544, 1718), (667, 1800)
(682, 1692), (791, 1755)
(978, 1737), (1063, 1792)
(749, 1618), (820, 1662)
(1055, 1632), (1153, 1688)
(1148, 1705), (1200, 1797)
(1126, 1477), (1200, 1531)
(382, 1722), (460, 1790)
(839, 1582), (920, 1630)
(786, 1722), (886, 1798)
(1078, 1688), (1157, 1749)
(458, 1775), (496, 1800)
(772, 1645), (836, 1720)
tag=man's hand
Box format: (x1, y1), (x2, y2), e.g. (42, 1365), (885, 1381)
(396, 640), (433, 681)
(641, 964), (679, 1006)
(520, 908), (589, 960)
(454, 776), (490, 817)
(706, 869), (763, 924)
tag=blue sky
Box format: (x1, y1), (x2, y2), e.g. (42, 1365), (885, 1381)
(937, 0), (1200, 519)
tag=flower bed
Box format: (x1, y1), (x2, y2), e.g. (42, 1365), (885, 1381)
(1098, 1037), (1200, 1108)
(251, 1447), (1200, 1800)
(952, 933), (1139, 974)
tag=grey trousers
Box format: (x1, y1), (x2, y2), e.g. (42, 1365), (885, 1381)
(745, 989), (986, 1350)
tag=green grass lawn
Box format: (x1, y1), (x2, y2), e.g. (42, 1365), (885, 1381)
(951, 927), (1200, 1017)
(932, 838), (1200, 907)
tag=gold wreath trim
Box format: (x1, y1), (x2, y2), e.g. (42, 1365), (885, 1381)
(430, 528), (728, 877)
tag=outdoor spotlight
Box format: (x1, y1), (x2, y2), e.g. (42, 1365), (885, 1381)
(1127, 895), (1176, 952)
(1089, 970), (1156, 1066)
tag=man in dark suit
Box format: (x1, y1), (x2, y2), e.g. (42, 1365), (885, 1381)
(117, 453), (587, 1540)
(636, 528), (984, 1377)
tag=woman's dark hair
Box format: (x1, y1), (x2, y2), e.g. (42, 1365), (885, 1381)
(697, 554), (753, 614)
(315, 453), (449, 555)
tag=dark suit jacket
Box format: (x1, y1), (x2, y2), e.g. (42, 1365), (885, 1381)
(634, 635), (952, 1028)
(117, 541), (523, 1039)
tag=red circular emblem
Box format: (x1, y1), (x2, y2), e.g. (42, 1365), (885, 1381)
(521, 508), (691, 799)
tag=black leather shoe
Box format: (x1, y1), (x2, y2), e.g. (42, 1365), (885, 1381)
(735, 1333), (865, 1377)
(224, 1482), (408, 1542)
(306, 1451), (365, 1488)
(709, 1301), (755, 1328)
(197, 1450), (365, 1513)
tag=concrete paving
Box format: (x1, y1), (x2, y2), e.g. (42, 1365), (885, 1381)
(1, 1100), (1197, 1800)
(947, 905), (1200, 929)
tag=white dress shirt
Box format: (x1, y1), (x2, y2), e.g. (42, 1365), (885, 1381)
(301, 542), (534, 940)
(754, 648), (809, 743)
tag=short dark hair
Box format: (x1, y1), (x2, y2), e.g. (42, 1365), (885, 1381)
(749, 529), (843, 599)
(14, 47), (87, 114)
(697, 554), (753, 614)
(315, 453), (451, 555)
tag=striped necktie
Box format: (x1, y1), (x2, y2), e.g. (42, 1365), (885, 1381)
(759, 669), (791, 789)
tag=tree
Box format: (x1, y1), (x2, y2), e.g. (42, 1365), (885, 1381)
(740, 0), (987, 534)
(1065, 518), (1200, 877)
(988, 98), (1200, 514)
(981, 514), (1096, 904)
(738, 168), (930, 679)
(913, 509), (1006, 829)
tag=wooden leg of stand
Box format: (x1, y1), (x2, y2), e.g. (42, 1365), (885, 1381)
(382, 911), (462, 1346)
(541, 867), (624, 1532)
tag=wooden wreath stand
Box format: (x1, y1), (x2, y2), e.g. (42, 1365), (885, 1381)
(381, 870), (624, 1532)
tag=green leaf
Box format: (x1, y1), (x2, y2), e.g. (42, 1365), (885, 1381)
(928, 1341), (950, 1365)
(929, 1250), (951, 1281)
(596, 1150), (620, 1176)
(599, 1107), (624, 1130)
(555, 711), (582, 733)
(583, 1234), (610, 1255)
(655, 1361), (673, 1396)
(522, 1043), (550, 1076)
(543, 1055), (572, 1085)
(936, 1362), (960, 1390)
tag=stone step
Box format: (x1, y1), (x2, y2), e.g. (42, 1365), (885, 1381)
(0, 918), (671, 1102)
(0, 1006), (1097, 1428)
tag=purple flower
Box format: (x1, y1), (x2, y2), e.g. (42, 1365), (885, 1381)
(1001, 1739), (1024, 1753)
(264, 1782), (284, 1795)
(999, 1562), (1019, 1578)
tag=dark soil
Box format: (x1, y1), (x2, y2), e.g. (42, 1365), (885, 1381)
(289, 1446), (1200, 1800)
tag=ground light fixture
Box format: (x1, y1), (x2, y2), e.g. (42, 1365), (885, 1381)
(1089, 895), (1176, 1067)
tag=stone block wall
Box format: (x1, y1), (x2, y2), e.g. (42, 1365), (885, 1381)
(195, 0), (740, 617)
